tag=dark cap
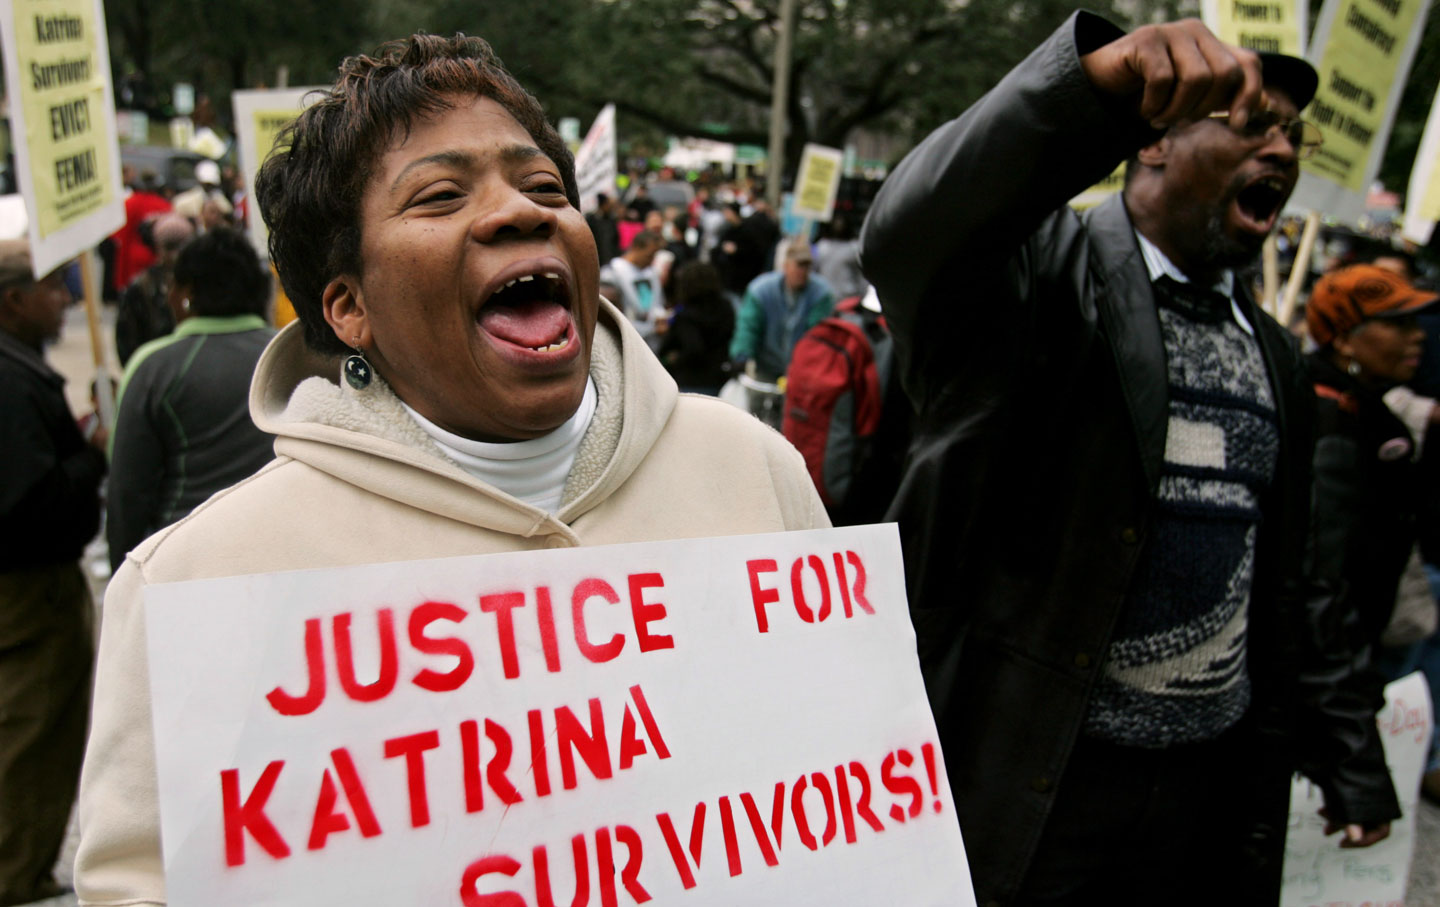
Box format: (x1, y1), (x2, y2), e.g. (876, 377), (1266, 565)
(1257, 52), (1318, 110)
(1307, 264), (1439, 346)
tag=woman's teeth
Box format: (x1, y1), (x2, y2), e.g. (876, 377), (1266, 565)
(500, 271), (562, 292)
(529, 334), (569, 353)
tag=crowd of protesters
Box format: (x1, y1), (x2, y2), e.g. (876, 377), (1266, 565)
(2, 13), (1440, 907)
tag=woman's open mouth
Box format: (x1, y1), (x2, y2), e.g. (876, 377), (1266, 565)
(476, 268), (579, 361)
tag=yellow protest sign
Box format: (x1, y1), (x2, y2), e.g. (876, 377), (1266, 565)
(0, 0), (124, 276)
(1292, 0), (1430, 219)
(232, 88), (322, 261)
(792, 143), (843, 222)
(253, 111), (296, 171)
(1201, 0), (1306, 55)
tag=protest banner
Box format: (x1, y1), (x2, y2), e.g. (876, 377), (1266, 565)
(1402, 83), (1440, 245)
(145, 524), (973, 906)
(232, 88), (322, 260)
(0, 0), (124, 279)
(575, 104), (617, 215)
(1290, 0), (1431, 222)
(1201, 0), (1307, 55)
(663, 137), (736, 173)
(1279, 671), (1432, 907)
(790, 143), (843, 224)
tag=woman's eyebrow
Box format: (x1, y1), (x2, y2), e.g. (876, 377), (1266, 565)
(389, 150), (475, 192)
(388, 144), (550, 193)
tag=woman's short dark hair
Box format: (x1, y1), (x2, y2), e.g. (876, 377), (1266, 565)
(254, 33), (578, 356)
(173, 228), (271, 318)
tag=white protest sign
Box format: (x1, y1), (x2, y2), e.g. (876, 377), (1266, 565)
(0, 0), (124, 278)
(1280, 671), (1432, 907)
(232, 87), (322, 260)
(1403, 83), (1440, 245)
(145, 524), (974, 906)
(575, 103), (617, 215)
(791, 143), (844, 223)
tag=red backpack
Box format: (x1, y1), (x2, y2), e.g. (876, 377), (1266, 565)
(781, 297), (891, 512)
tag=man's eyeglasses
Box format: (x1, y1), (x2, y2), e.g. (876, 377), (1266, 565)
(1207, 110), (1323, 160)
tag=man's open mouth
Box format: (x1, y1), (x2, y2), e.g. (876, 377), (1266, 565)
(476, 270), (575, 353)
(1233, 175), (1290, 232)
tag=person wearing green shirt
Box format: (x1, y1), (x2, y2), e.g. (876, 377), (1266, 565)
(107, 228), (276, 571)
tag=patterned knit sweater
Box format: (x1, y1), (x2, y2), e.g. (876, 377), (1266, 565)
(1084, 289), (1279, 748)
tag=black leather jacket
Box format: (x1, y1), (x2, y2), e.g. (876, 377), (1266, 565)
(1308, 352), (1421, 649)
(859, 13), (1399, 903)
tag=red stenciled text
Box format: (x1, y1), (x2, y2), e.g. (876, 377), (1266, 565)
(746, 550), (875, 633)
(221, 684), (671, 868)
(265, 573), (675, 716)
(456, 741), (944, 905)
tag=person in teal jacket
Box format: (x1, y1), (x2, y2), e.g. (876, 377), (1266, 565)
(728, 238), (835, 381)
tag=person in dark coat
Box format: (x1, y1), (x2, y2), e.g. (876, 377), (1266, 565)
(584, 192), (620, 268)
(714, 202), (767, 296)
(0, 241), (105, 905)
(859, 13), (1397, 904)
(114, 213), (195, 366)
(1306, 265), (1438, 650)
(659, 261), (734, 394)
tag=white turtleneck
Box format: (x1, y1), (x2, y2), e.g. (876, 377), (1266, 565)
(401, 378), (598, 514)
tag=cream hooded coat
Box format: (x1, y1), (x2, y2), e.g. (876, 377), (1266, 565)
(75, 300), (826, 905)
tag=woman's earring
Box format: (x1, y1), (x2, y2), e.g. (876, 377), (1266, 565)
(181, 298), (191, 313)
(343, 336), (372, 389)
(1347, 359), (1362, 377)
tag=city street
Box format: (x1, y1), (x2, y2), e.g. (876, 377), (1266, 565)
(24, 302), (1440, 905)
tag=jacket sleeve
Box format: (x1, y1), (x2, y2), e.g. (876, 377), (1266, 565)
(107, 366), (166, 572)
(728, 287), (764, 362)
(806, 282), (837, 334)
(0, 381), (105, 552)
(75, 560), (167, 906)
(858, 11), (1156, 403)
(1295, 405), (1402, 826)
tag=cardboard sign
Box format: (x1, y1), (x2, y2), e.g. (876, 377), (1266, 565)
(1201, 0), (1307, 55)
(791, 144), (843, 223)
(575, 104), (617, 215)
(232, 88), (323, 260)
(144, 525), (974, 906)
(0, 0), (123, 278)
(1280, 671), (1433, 907)
(1291, 0), (1431, 221)
(1402, 83), (1440, 245)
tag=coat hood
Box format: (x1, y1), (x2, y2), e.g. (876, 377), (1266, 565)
(249, 297), (677, 538)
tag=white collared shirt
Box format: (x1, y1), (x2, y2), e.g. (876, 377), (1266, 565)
(1134, 231), (1255, 337)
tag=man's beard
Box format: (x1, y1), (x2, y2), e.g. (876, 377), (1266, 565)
(1185, 208), (1265, 284)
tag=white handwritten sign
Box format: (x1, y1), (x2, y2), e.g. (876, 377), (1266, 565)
(145, 524), (973, 906)
(1280, 671), (1432, 907)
